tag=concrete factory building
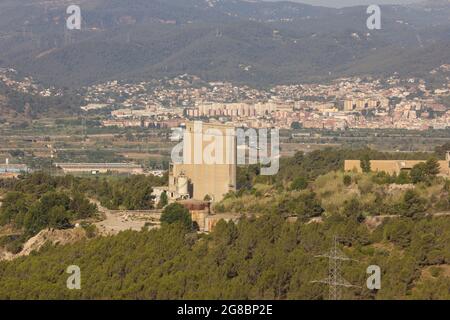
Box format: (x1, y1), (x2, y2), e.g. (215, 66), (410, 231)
(0, 159), (29, 178)
(167, 121), (237, 202)
(345, 152), (450, 177)
(54, 163), (144, 175)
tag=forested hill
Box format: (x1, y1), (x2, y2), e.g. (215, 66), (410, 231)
(0, 146), (449, 299)
(0, 0), (449, 87)
(0, 216), (449, 299)
(0, 80), (83, 119)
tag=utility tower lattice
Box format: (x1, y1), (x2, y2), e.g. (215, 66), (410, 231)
(64, 28), (74, 46)
(312, 236), (360, 300)
(82, 117), (87, 148)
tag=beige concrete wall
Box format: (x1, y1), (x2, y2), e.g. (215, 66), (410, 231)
(173, 121), (237, 202)
(345, 160), (450, 176)
(191, 210), (208, 231)
(345, 160), (363, 173)
(183, 122), (236, 166)
(173, 163), (236, 202)
(0, 173), (21, 179)
(204, 214), (240, 233)
(61, 168), (144, 174)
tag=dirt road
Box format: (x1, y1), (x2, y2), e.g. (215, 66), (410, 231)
(92, 200), (162, 235)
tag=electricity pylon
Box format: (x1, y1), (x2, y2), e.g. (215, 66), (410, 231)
(312, 235), (360, 300)
(81, 117), (87, 149)
(64, 29), (74, 46)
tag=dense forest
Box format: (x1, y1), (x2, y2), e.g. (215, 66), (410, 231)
(0, 215), (449, 299)
(0, 146), (449, 299)
(0, 173), (166, 253)
(0, 172), (166, 211)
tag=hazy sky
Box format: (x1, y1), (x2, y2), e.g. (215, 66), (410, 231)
(268, 0), (422, 8)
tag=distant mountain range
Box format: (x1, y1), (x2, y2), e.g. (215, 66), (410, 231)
(0, 0), (449, 87)
(279, 0), (423, 8)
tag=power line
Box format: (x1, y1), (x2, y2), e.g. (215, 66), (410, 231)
(82, 117), (87, 149)
(64, 28), (73, 46)
(312, 235), (360, 300)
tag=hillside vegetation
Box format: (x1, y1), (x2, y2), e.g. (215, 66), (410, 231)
(0, 146), (449, 299)
(0, 215), (449, 299)
(0, 173), (166, 253)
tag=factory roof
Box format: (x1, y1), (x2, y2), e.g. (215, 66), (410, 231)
(54, 163), (141, 168)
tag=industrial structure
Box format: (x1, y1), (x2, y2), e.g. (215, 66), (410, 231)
(178, 200), (239, 232)
(0, 159), (29, 178)
(167, 121), (237, 202)
(345, 152), (450, 176)
(312, 236), (360, 300)
(54, 163), (144, 175)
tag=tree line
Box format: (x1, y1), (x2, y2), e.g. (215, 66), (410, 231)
(0, 213), (449, 299)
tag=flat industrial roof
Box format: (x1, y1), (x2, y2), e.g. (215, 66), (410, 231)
(54, 163), (142, 168)
(0, 165), (28, 169)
